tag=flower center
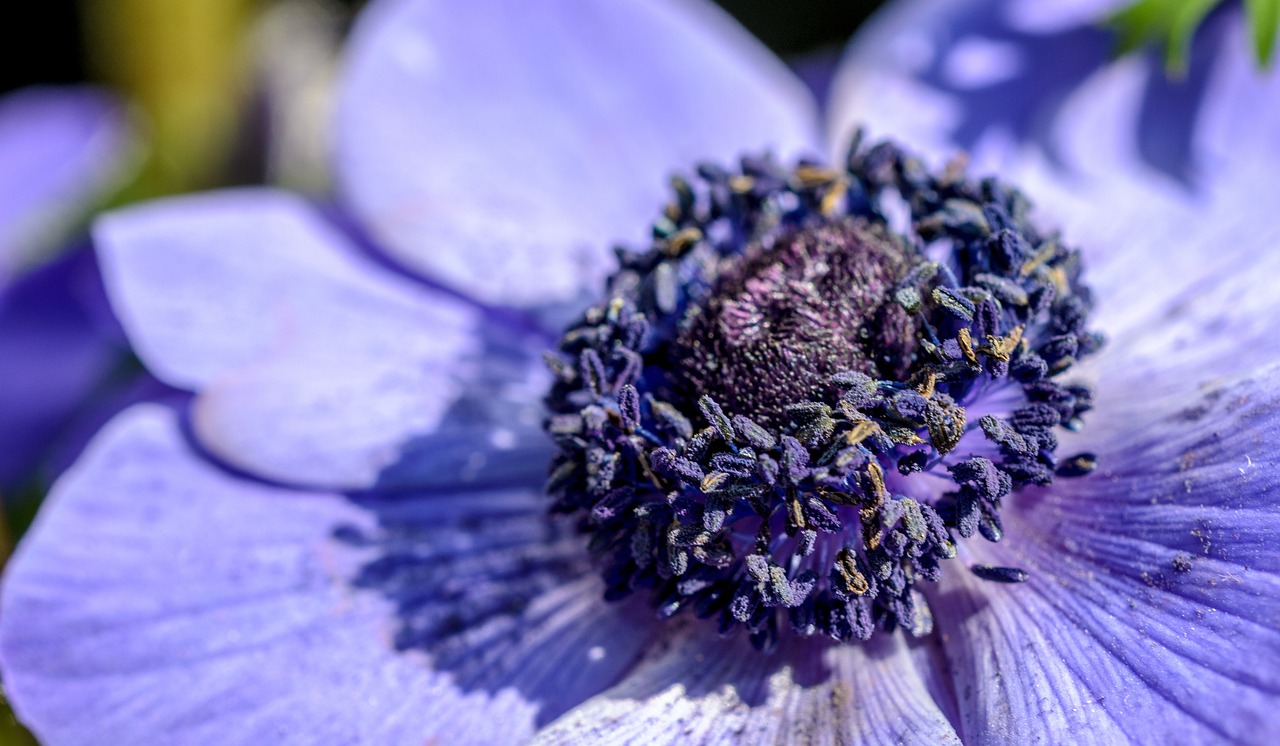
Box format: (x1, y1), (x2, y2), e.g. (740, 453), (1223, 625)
(671, 219), (919, 428)
(544, 135), (1102, 651)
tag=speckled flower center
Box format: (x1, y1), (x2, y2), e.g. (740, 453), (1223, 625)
(543, 136), (1101, 651)
(672, 220), (919, 428)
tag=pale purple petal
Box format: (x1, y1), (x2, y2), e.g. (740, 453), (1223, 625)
(0, 405), (655, 744)
(336, 0), (821, 308)
(931, 366), (1280, 744)
(0, 87), (129, 280)
(537, 627), (960, 745)
(94, 190), (488, 489)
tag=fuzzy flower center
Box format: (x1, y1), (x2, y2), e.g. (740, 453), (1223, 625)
(543, 134), (1102, 652)
(672, 220), (919, 428)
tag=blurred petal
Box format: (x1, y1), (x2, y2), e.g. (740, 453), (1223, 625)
(934, 365), (1280, 744)
(0, 87), (129, 279)
(0, 405), (654, 744)
(0, 246), (129, 492)
(94, 190), (485, 488)
(337, 0), (820, 309)
(537, 628), (960, 745)
(789, 44), (844, 116)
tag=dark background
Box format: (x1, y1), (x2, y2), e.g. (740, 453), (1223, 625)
(0, 0), (884, 94)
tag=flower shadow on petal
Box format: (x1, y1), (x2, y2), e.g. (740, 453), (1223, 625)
(873, 0), (1228, 188)
(322, 308), (978, 730)
(321, 313), (664, 727)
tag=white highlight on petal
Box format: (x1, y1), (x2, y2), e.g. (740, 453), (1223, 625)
(944, 37), (1025, 89)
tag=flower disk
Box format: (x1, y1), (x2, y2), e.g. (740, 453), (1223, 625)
(544, 134), (1102, 652)
(671, 219), (920, 429)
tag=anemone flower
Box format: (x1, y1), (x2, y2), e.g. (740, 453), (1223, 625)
(0, 87), (144, 499)
(2, 1), (1278, 744)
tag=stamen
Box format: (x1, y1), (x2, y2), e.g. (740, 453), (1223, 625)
(544, 132), (1100, 648)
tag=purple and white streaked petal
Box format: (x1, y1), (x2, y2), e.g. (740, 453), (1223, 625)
(0, 86), (130, 280)
(0, 405), (656, 744)
(336, 0), (822, 309)
(94, 190), (485, 489)
(536, 627), (961, 745)
(934, 365), (1280, 745)
(832, 3), (1280, 740)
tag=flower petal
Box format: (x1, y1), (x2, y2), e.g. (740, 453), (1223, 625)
(933, 365), (1280, 744)
(94, 189), (488, 488)
(0, 246), (129, 491)
(336, 0), (821, 308)
(0, 86), (129, 279)
(829, 2), (1280, 374)
(0, 405), (655, 744)
(536, 627), (960, 745)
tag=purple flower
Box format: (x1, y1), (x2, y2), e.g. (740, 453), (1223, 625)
(3, 1), (1278, 744)
(0, 87), (153, 496)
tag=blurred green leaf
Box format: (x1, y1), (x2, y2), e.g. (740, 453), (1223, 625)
(1107, 0), (1220, 75)
(82, 0), (262, 199)
(0, 693), (36, 746)
(1246, 0), (1280, 66)
(1108, 0), (1280, 73)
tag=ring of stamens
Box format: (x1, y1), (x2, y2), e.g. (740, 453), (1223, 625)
(544, 133), (1101, 651)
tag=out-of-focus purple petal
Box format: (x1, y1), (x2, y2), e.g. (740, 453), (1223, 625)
(0, 405), (656, 744)
(336, 0), (821, 309)
(39, 372), (183, 486)
(789, 45), (844, 117)
(932, 365), (1280, 744)
(1001, 0), (1130, 32)
(536, 627), (961, 744)
(0, 87), (129, 280)
(0, 246), (128, 492)
(94, 190), (486, 489)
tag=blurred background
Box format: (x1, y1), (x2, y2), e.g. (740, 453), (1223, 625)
(3, 0), (884, 195)
(0, 1), (884, 742)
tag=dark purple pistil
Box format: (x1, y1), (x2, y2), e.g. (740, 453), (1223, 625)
(672, 219), (919, 428)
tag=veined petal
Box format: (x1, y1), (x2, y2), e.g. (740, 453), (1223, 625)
(536, 627), (960, 745)
(0, 405), (654, 744)
(933, 366), (1280, 744)
(336, 0), (821, 309)
(0, 86), (130, 280)
(94, 189), (487, 489)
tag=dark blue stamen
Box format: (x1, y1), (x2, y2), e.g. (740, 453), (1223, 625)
(971, 565), (1030, 583)
(544, 132), (1099, 649)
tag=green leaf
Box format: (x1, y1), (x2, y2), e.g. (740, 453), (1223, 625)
(1107, 0), (1175, 56)
(1246, 0), (1280, 67)
(1106, 0), (1220, 76)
